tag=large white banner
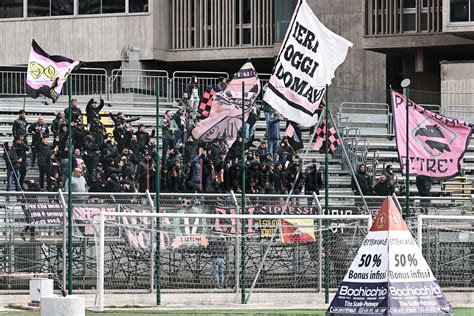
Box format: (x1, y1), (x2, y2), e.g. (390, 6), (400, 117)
(263, 0), (352, 127)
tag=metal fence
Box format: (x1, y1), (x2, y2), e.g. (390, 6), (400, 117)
(2, 67), (474, 123)
(0, 192), (472, 299)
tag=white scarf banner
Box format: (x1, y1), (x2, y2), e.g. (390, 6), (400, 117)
(263, 0), (352, 127)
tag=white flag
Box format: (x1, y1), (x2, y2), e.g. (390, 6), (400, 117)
(263, 0), (352, 127)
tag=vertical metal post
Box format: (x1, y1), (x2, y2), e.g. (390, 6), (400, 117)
(67, 78), (73, 295)
(97, 211), (105, 312)
(58, 190), (68, 289)
(417, 214), (423, 250)
(324, 85), (330, 303)
(240, 81), (247, 304)
(313, 192), (323, 293)
(155, 81), (161, 305)
(404, 86), (410, 219)
(230, 191), (241, 294)
(146, 190), (156, 293)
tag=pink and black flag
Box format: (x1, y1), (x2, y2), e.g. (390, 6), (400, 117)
(313, 119), (341, 154)
(198, 88), (216, 118)
(192, 61), (261, 152)
(285, 121), (304, 150)
(26, 39), (84, 103)
(392, 90), (471, 180)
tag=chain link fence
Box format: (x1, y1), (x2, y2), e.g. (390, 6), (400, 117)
(1, 192), (472, 298)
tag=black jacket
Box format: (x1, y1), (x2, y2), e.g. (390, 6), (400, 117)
(86, 98), (105, 125)
(351, 171), (373, 195)
(12, 118), (28, 138)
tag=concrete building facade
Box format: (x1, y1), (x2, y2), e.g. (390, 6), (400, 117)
(362, 0), (474, 104)
(0, 0), (386, 102)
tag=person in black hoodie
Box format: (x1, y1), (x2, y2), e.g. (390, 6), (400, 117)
(374, 174), (394, 196)
(272, 163), (286, 194)
(20, 179), (41, 241)
(71, 118), (86, 150)
(135, 124), (155, 151)
(3, 141), (21, 191)
(183, 136), (197, 166)
(13, 136), (29, 189)
(416, 175), (432, 212)
(82, 133), (100, 184)
(37, 138), (52, 190)
(305, 162), (323, 205)
(166, 162), (185, 192)
(137, 152), (155, 194)
(109, 111), (141, 127)
(28, 116), (49, 166)
(105, 173), (123, 192)
(64, 98), (82, 123)
(86, 97), (105, 125)
(351, 163), (373, 196)
(12, 110), (29, 144)
(51, 111), (66, 137)
(47, 152), (61, 191)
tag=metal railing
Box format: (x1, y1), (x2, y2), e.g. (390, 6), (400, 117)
(170, 70), (230, 101)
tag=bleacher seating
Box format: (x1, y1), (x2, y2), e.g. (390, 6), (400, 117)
(0, 94), (473, 200)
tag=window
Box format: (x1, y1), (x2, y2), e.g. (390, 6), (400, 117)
(102, 0), (125, 14)
(79, 0), (127, 15)
(234, 0), (253, 45)
(450, 0), (470, 22)
(51, 0), (74, 16)
(129, 0), (148, 13)
(472, 0), (474, 20)
(0, 0), (23, 18)
(403, 13), (416, 31)
(28, 0), (50, 17)
(403, 0), (416, 8)
(274, 0), (297, 42)
(79, 0), (100, 15)
(28, 0), (74, 17)
(401, 0), (416, 32)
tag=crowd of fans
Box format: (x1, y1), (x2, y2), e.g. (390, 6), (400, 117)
(2, 76), (407, 199)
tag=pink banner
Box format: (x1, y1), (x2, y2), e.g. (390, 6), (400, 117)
(192, 61), (260, 152)
(392, 91), (471, 179)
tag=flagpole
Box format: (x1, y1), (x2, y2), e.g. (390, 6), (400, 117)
(401, 79), (411, 219)
(67, 77), (73, 295)
(240, 81), (247, 304)
(155, 81), (161, 305)
(324, 85), (330, 304)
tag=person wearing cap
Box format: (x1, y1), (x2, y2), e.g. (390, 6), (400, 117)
(12, 110), (29, 144)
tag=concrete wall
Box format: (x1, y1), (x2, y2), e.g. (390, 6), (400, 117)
(440, 61), (474, 119)
(442, 0), (474, 35)
(0, 14), (154, 65)
(0, 0), (386, 99)
(309, 0), (386, 105)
